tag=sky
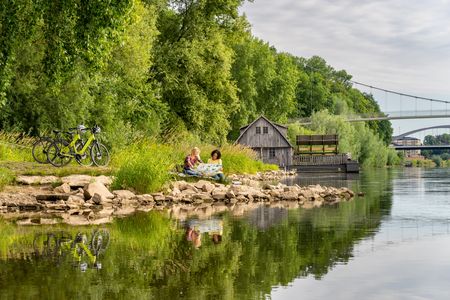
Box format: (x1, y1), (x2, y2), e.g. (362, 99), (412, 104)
(241, 0), (450, 138)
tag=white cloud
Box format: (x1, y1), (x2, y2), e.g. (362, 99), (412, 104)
(241, 0), (450, 134)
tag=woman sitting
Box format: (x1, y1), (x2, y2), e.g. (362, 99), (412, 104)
(183, 147), (203, 176)
(208, 149), (225, 181)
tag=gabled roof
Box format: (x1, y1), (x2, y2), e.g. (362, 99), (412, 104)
(235, 115), (293, 148)
(239, 120), (287, 130)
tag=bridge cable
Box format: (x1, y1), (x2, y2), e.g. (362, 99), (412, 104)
(303, 63), (450, 105)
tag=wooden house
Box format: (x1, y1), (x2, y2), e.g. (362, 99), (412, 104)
(236, 116), (293, 167)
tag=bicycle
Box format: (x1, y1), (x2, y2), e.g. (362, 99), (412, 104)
(46, 125), (110, 167)
(33, 229), (110, 271)
(31, 130), (74, 164)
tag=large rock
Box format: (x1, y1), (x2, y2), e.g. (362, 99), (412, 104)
(193, 180), (215, 193)
(54, 183), (71, 194)
(36, 194), (70, 201)
(61, 175), (112, 188)
(66, 195), (85, 208)
(91, 193), (107, 205)
(212, 191), (226, 200)
(16, 176), (59, 185)
(96, 175), (113, 186)
(151, 193), (165, 201)
(84, 182), (114, 200)
(113, 190), (136, 199)
(62, 175), (94, 187)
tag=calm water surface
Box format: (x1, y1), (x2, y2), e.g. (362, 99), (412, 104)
(1, 168), (450, 299)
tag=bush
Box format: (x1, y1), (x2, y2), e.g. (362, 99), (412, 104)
(431, 155), (443, 167)
(219, 144), (278, 174)
(111, 141), (176, 194)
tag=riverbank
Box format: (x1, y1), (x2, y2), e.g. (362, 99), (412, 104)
(0, 173), (355, 225)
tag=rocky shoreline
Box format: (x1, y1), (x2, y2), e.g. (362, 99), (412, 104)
(0, 173), (355, 226)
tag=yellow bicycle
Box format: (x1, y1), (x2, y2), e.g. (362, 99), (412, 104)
(46, 125), (110, 167)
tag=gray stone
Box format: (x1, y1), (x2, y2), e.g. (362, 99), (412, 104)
(212, 191), (226, 200)
(91, 193), (105, 205)
(84, 182), (114, 200)
(226, 190), (236, 199)
(62, 175), (94, 187)
(151, 193), (165, 201)
(113, 190), (136, 199)
(36, 194), (70, 201)
(95, 175), (113, 186)
(54, 183), (71, 194)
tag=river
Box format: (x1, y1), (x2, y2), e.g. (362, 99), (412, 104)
(1, 168), (450, 299)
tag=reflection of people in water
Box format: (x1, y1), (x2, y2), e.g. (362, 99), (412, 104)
(185, 227), (202, 249)
(185, 218), (223, 247)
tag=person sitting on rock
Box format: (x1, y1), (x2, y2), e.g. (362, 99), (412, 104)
(184, 147), (203, 176)
(207, 149), (225, 181)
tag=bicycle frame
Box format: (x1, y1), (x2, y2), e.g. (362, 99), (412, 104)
(72, 243), (97, 264)
(61, 131), (96, 156)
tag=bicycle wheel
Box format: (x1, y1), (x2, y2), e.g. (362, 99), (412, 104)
(91, 229), (110, 255)
(90, 142), (110, 167)
(32, 137), (52, 164)
(33, 233), (58, 257)
(75, 141), (93, 166)
(47, 140), (72, 167)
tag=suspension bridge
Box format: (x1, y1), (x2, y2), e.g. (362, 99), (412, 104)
(293, 74), (450, 150)
(295, 71), (450, 126)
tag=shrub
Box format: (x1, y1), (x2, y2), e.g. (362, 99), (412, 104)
(431, 155), (443, 167)
(112, 141), (175, 194)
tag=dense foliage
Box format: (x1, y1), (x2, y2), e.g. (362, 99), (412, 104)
(1, 0), (392, 149)
(422, 134), (450, 159)
(287, 111), (401, 167)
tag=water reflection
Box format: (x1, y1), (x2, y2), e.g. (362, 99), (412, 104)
(184, 217), (223, 248)
(0, 168), (403, 299)
(32, 230), (110, 271)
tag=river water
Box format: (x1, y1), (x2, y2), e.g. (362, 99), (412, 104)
(1, 168), (450, 299)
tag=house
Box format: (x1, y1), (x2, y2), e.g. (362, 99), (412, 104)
(392, 136), (422, 158)
(235, 116), (293, 167)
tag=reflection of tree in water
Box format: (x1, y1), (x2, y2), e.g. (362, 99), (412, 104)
(0, 170), (395, 299)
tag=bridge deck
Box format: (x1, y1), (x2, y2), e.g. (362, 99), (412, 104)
(391, 145), (450, 150)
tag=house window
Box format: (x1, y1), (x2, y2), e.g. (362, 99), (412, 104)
(256, 127), (261, 134)
(269, 148), (276, 159)
(263, 126), (269, 134)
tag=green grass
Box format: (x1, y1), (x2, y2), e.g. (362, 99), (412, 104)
(111, 142), (175, 194)
(0, 161), (113, 177)
(0, 131), (34, 162)
(1, 130), (277, 193)
(0, 167), (14, 191)
(111, 141), (278, 194)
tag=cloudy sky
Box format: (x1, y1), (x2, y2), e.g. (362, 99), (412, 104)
(241, 0), (450, 137)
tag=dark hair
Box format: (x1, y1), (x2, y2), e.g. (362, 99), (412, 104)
(212, 234), (222, 244)
(211, 149), (222, 159)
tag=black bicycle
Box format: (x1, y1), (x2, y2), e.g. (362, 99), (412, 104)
(31, 130), (74, 164)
